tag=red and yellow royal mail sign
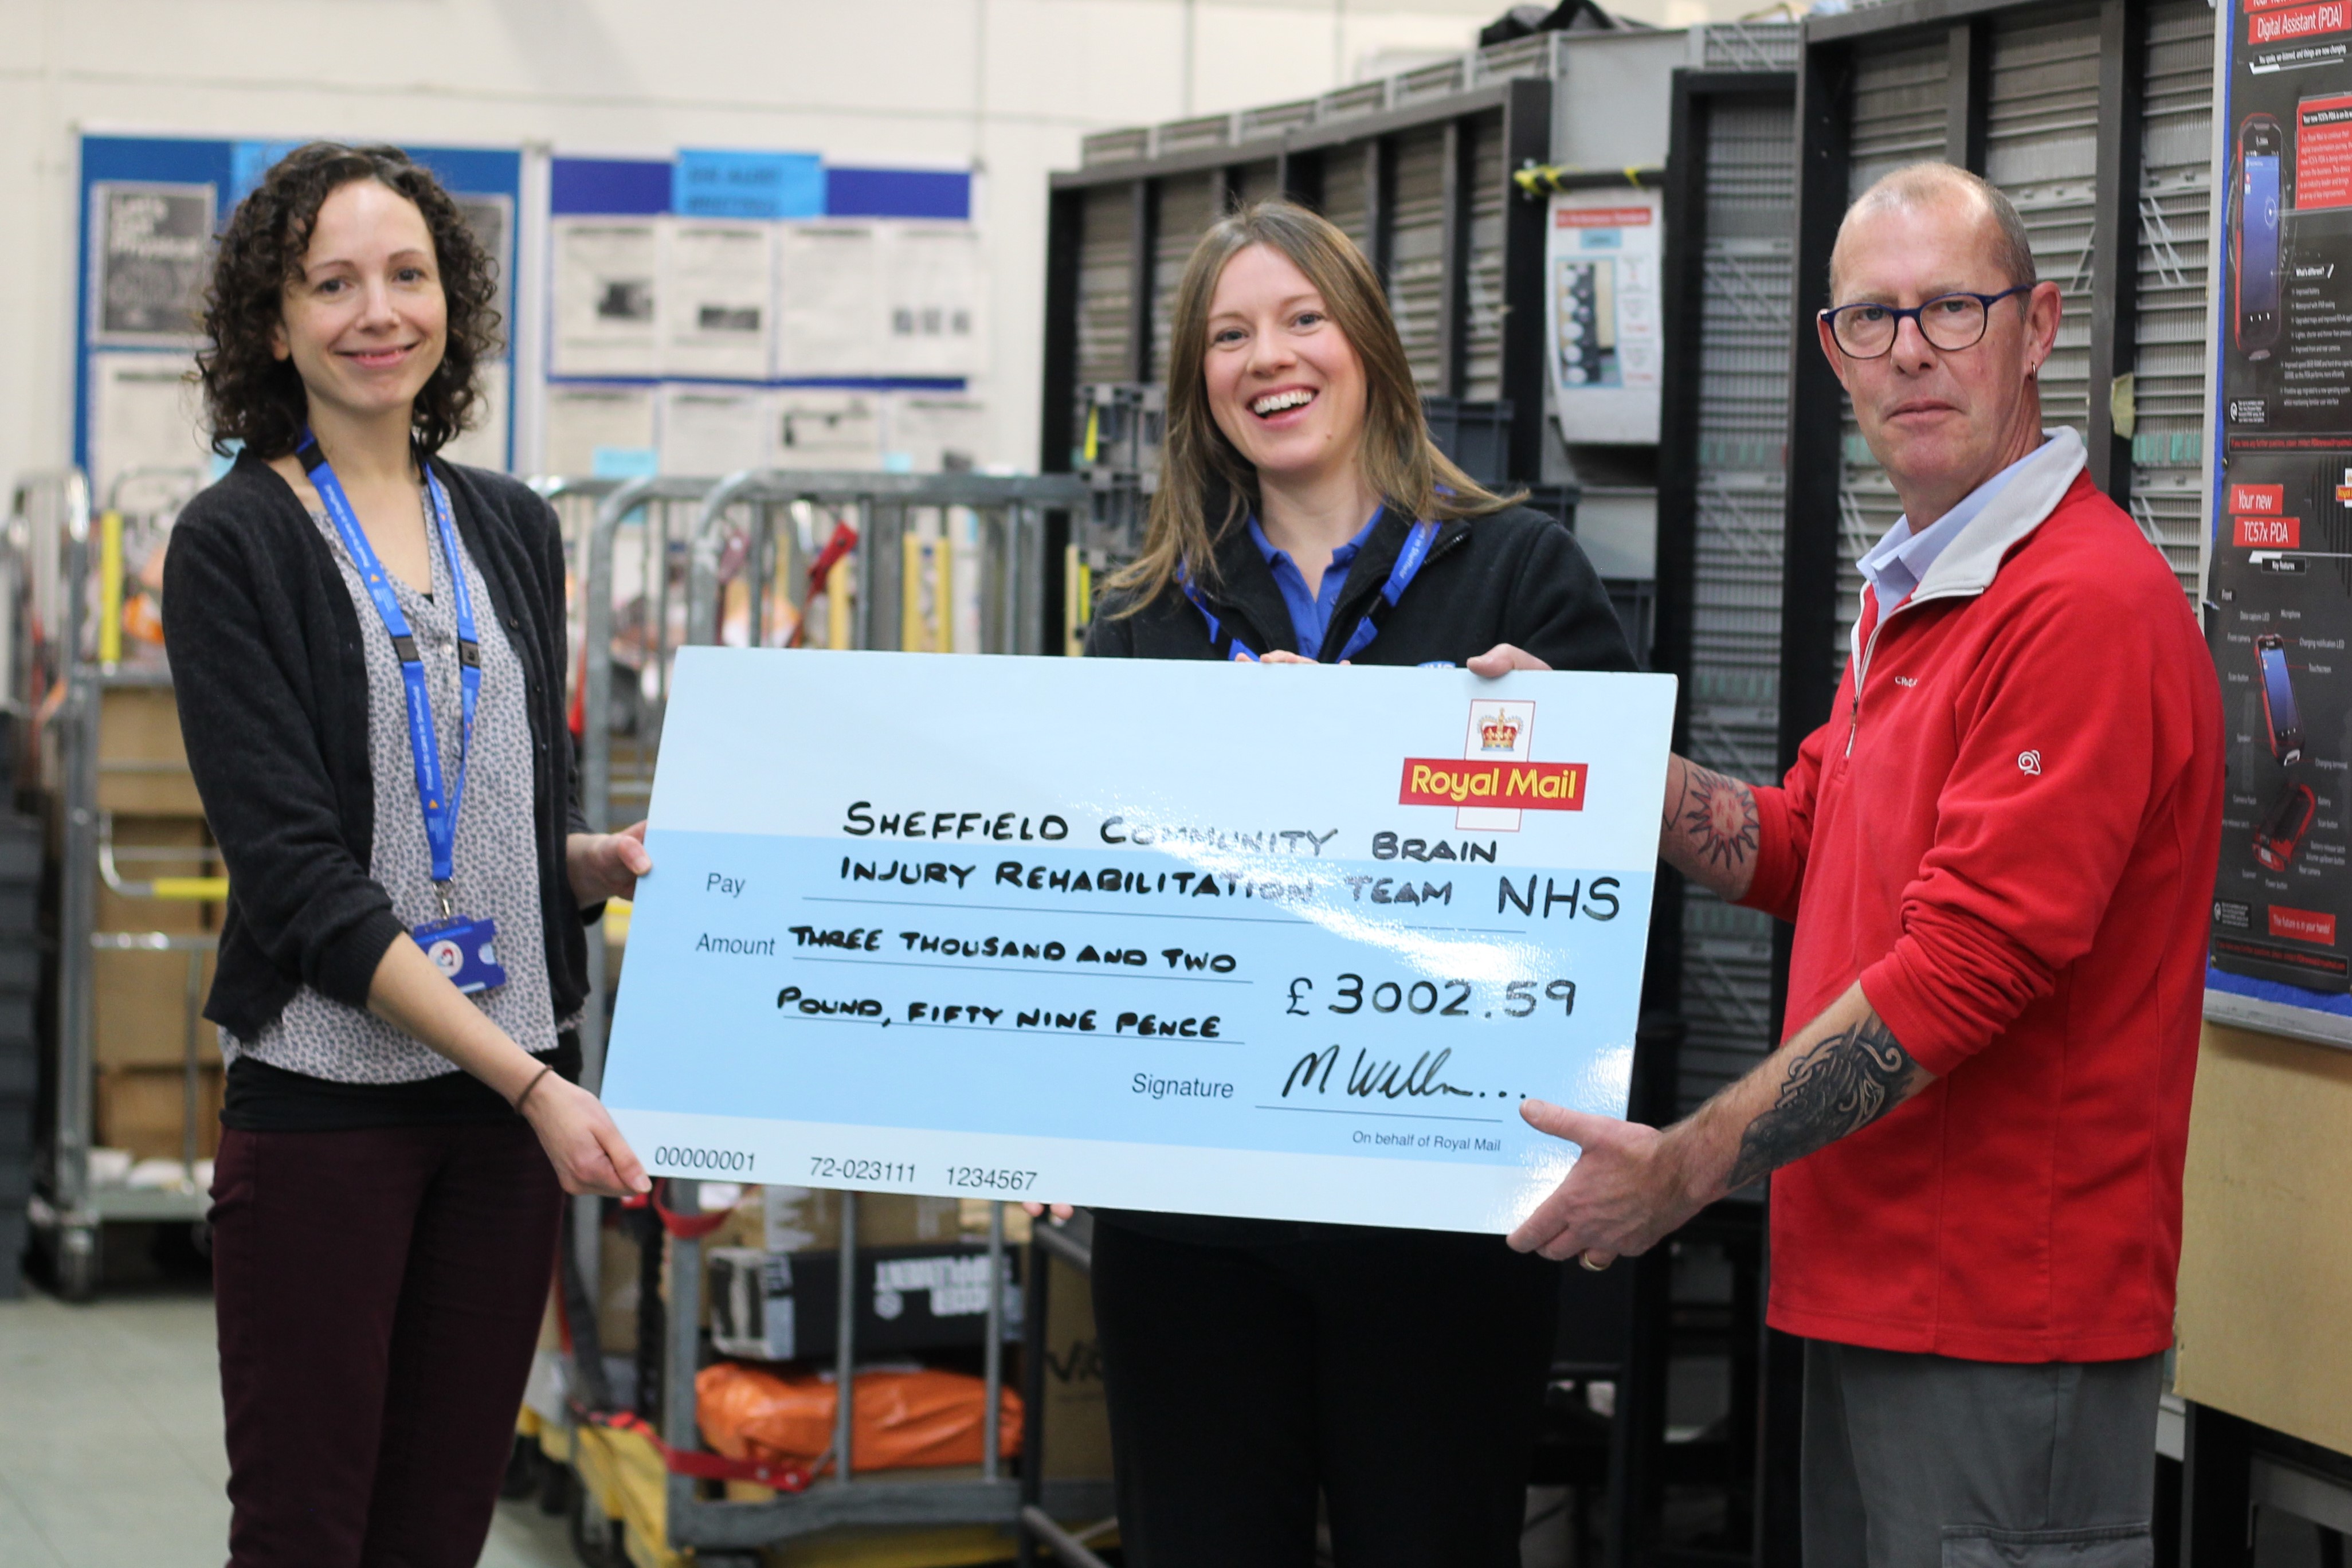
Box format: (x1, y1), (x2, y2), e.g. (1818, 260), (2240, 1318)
(1397, 758), (1589, 810)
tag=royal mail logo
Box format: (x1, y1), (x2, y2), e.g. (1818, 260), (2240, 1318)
(1400, 758), (1589, 810)
(1479, 713), (1522, 751)
(1458, 700), (1536, 830)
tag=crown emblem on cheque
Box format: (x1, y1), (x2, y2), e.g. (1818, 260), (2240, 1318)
(1479, 712), (1520, 751)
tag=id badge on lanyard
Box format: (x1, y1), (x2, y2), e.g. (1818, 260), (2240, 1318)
(299, 436), (509, 995)
(1181, 511), (1438, 663)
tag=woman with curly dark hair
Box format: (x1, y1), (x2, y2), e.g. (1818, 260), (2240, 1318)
(163, 142), (653, 1564)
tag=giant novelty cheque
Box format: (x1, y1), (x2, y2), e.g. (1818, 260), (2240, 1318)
(601, 649), (1677, 1233)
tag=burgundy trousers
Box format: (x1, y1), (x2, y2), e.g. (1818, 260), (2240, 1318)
(209, 1120), (563, 1566)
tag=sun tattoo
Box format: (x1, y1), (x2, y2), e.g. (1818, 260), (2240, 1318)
(1679, 767), (1760, 871)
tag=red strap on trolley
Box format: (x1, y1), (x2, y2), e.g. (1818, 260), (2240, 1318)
(789, 521), (860, 648)
(640, 1177), (732, 1240)
(566, 641), (588, 742)
(579, 1407), (818, 1493)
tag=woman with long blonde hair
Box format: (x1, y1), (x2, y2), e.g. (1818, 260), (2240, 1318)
(1081, 199), (1634, 1565)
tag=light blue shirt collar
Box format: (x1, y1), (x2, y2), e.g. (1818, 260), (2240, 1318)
(1858, 437), (2057, 613)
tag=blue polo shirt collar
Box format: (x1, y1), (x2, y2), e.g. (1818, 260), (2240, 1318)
(1248, 506), (1383, 658)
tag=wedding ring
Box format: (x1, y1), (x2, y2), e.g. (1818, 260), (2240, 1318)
(1579, 1251), (1613, 1272)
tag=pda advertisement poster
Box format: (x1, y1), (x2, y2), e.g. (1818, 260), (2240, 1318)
(2208, 0), (2352, 1042)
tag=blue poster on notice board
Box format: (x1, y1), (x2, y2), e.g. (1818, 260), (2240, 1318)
(673, 149), (824, 220)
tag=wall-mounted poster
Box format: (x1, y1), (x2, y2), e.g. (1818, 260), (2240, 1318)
(883, 225), (985, 377)
(657, 385), (765, 476)
(2206, 0), (2352, 1047)
(87, 352), (213, 504)
(885, 394), (990, 473)
(774, 224), (884, 376)
(553, 219), (660, 378)
(91, 182), (214, 346)
(766, 390), (883, 470)
(544, 385), (657, 477)
(1544, 188), (1664, 445)
(442, 360), (510, 472)
(663, 220), (773, 380)
(453, 193), (515, 347)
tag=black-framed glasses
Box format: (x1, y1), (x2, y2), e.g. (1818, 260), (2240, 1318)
(1820, 284), (2036, 359)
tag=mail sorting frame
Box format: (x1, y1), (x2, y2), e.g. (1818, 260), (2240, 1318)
(569, 471), (1081, 1082)
(680, 469), (1080, 657)
(559, 471), (1070, 1327)
(14, 465), (232, 1302)
(657, 1181), (1112, 1551)
(563, 469), (1107, 1550)
(1037, 73), (1554, 644)
(1041, 73), (1555, 450)
(1783, 0), (2212, 773)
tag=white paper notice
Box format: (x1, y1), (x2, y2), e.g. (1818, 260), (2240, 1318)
(544, 386), (658, 477)
(441, 360), (511, 472)
(774, 224), (884, 375)
(766, 391), (885, 471)
(663, 220), (774, 381)
(885, 394), (991, 473)
(1546, 190), (1664, 445)
(553, 220), (660, 378)
(883, 225), (986, 376)
(88, 352), (213, 503)
(658, 385), (766, 477)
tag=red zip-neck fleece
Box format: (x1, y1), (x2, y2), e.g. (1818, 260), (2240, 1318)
(1741, 441), (2221, 1363)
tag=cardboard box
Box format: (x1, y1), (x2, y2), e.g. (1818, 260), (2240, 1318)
(683, 1190), (977, 1333)
(97, 688), (204, 816)
(761, 1186), (963, 1252)
(1038, 1253), (1112, 1480)
(708, 1241), (1021, 1362)
(94, 1063), (221, 1161)
(598, 1219), (641, 1355)
(93, 947), (218, 1068)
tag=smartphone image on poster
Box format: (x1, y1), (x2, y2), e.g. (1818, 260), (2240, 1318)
(2257, 632), (2305, 764)
(2235, 115), (2286, 359)
(2255, 781), (2317, 873)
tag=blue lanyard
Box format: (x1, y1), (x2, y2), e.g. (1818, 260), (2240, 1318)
(1182, 515), (1438, 663)
(298, 436), (480, 914)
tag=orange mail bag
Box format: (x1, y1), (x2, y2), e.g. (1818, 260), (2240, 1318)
(698, 1362), (1024, 1472)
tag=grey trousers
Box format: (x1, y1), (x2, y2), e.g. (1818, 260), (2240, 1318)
(1802, 1341), (2166, 1568)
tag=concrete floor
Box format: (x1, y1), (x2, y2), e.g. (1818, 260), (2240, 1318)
(0, 1283), (573, 1567)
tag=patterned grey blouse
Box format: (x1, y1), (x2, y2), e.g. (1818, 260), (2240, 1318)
(222, 494), (567, 1082)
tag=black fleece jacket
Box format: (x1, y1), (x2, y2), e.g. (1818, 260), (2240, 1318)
(1087, 501), (1634, 673)
(1087, 501), (1634, 1245)
(161, 449), (591, 1044)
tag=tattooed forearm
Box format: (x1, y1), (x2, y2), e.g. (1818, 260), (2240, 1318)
(1724, 1013), (1922, 1190)
(1661, 756), (1762, 899)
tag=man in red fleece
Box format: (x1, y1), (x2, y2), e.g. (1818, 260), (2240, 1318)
(1478, 163), (2221, 1566)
